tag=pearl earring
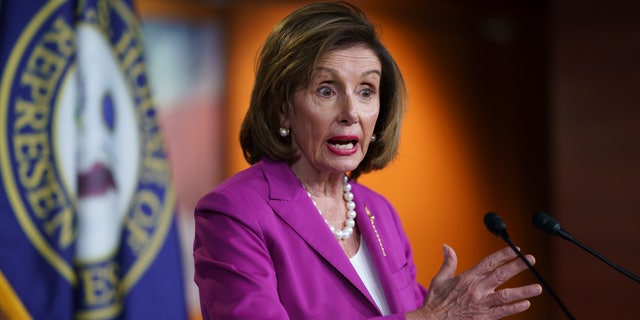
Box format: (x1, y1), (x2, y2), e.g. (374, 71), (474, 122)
(370, 134), (377, 142)
(279, 127), (290, 137)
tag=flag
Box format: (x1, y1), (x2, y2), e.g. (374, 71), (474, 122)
(0, 0), (188, 318)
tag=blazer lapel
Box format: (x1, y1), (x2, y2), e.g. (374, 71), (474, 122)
(261, 160), (376, 310)
(355, 192), (404, 314)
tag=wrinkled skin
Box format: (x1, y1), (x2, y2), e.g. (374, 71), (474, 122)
(407, 245), (543, 320)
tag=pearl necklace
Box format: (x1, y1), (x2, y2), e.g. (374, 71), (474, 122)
(306, 175), (356, 240)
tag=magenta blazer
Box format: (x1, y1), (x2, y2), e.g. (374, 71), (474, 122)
(194, 158), (427, 319)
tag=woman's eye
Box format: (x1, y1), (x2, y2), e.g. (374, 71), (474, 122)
(361, 88), (374, 98)
(318, 86), (333, 97)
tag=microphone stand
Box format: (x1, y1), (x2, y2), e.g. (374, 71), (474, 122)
(498, 233), (576, 320)
(533, 211), (640, 284)
(560, 231), (640, 284)
(484, 212), (576, 320)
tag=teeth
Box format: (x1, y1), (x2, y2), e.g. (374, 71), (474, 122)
(330, 142), (354, 149)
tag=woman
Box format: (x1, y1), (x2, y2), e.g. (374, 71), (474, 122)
(193, 2), (542, 319)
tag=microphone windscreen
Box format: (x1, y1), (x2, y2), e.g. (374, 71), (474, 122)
(484, 212), (507, 236)
(532, 211), (560, 235)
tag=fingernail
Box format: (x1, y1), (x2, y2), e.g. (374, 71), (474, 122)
(534, 284), (543, 295)
(443, 243), (450, 257)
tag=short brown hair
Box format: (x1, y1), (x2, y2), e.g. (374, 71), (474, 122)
(240, 1), (406, 180)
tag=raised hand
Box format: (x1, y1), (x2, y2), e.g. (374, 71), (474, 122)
(407, 245), (543, 320)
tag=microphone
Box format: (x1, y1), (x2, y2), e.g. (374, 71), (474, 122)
(484, 212), (575, 320)
(533, 211), (640, 284)
(484, 212), (509, 241)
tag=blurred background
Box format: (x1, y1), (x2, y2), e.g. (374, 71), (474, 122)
(137, 0), (640, 319)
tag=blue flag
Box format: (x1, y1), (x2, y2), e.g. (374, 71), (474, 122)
(0, 0), (188, 318)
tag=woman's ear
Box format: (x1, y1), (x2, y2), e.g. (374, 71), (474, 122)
(280, 102), (290, 129)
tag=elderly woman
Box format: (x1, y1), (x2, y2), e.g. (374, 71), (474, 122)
(193, 2), (542, 319)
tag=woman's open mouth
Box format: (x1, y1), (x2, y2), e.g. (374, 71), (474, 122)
(327, 136), (359, 155)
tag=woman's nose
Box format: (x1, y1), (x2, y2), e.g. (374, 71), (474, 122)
(338, 94), (358, 125)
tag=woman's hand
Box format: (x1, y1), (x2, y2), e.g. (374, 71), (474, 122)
(407, 245), (543, 320)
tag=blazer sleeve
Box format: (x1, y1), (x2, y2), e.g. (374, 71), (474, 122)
(193, 189), (290, 320)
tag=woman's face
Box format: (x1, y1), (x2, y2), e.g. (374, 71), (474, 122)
(283, 44), (381, 177)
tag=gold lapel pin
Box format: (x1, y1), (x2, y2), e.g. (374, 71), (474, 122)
(365, 206), (386, 257)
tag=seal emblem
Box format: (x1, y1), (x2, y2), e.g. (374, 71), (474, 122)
(0, 0), (176, 317)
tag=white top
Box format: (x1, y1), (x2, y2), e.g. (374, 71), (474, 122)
(349, 236), (391, 315)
